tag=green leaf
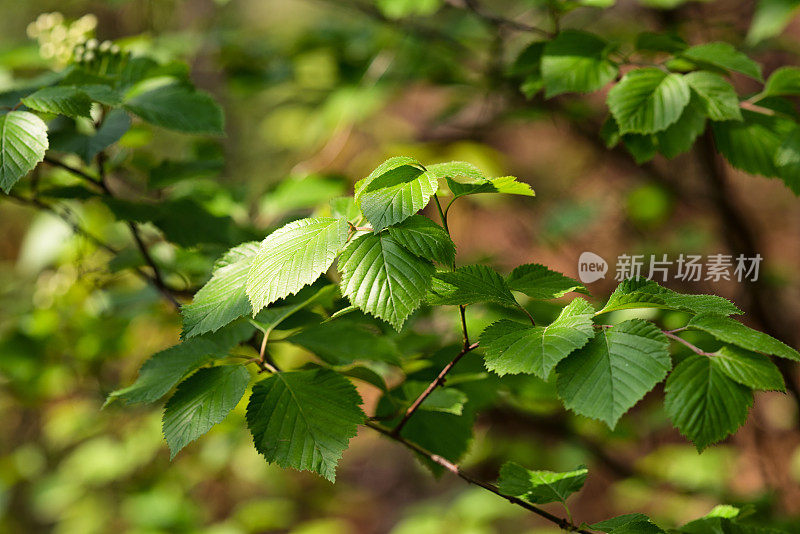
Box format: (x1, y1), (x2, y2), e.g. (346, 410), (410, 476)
(591, 514), (662, 533)
(497, 462), (587, 504)
(354, 157), (437, 230)
(607, 68), (691, 134)
(163, 365), (250, 458)
(775, 127), (800, 194)
(80, 84), (123, 106)
(598, 278), (742, 316)
(402, 381), (468, 415)
(389, 409), (475, 476)
(387, 214), (456, 266)
(480, 298), (595, 379)
(655, 95), (707, 159)
(427, 161), (487, 182)
(687, 313), (800, 361)
(338, 232), (434, 330)
(445, 175), (534, 198)
(635, 32), (688, 53)
(684, 71), (743, 122)
(0, 111), (48, 193)
(506, 263), (588, 300)
(681, 43), (763, 81)
(665, 354), (753, 451)
(428, 265), (517, 308)
(124, 83), (224, 135)
(287, 320), (401, 365)
(246, 217), (348, 314)
(48, 108), (130, 164)
(712, 109), (795, 179)
(22, 87), (92, 118)
(556, 320), (671, 428)
(541, 30), (618, 97)
(713, 346), (785, 392)
(622, 134), (658, 164)
(182, 242), (260, 338)
(747, 0), (800, 45)
(246, 368), (364, 482)
(106, 333), (240, 406)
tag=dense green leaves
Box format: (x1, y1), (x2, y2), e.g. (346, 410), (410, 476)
(480, 298), (594, 379)
(163, 365), (250, 458)
(655, 96), (707, 159)
(556, 320), (671, 428)
(681, 43), (763, 81)
(246, 217), (348, 314)
(506, 263), (587, 300)
(338, 232), (434, 330)
(0, 111), (48, 193)
(687, 313), (800, 361)
(246, 369), (364, 482)
(684, 71), (743, 121)
(124, 83), (224, 135)
(354, 156), (437, 230)
(665, 354), (753, 450)
(387, 215), (456, 265)
(182, 242), (260, 338)
(497, 462), (587, 504)
(597, 278), (741, 316)
(607, 68), (691, 134)
(541, 30), (618, 97)
(428, 265), (517, 308)
(22, 87), (92, 118)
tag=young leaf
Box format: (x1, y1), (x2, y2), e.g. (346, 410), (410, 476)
(246, 217), (348, 314)
(427, 161), (487, 182)
(655, 96), (707, 159)
(427, 265), (518, 308)
(681, 43), (763, 81)
(22, 87), (92, 118)
(684, 71), (743, 121)
(665, 354), (753, 451)
(713, 346), (785, 391)
(607, 68), (691, 134)
(0, 111), (48, 193)
(162, 365), (250, 458)
(480, 298), (595, 379)
(246, 368), (364, 482)
(287, 320), (402, 365)
(124, 83), (224, 135)
(338, 233), (434, 330)
(556, 320), (671, 428)
(354, 157), (437, 230)
(497, 462), (588, 504)
(540, 30), (618, 97)
(687, 313), (800, 361)
(387, 214), (456, 266)
(506, 263), (588, 300)
(747, 0), (800, 45)
(182, 242), (260, 338)
(597, 278), (741, 316)
(402, 381), (468, 415)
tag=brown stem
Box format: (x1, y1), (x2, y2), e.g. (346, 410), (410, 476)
(367, 420), (594, 533)
(392, 341), (479, 436)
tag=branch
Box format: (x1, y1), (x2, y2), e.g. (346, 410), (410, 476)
(392, 341), (479, 435)
(446, 0), (552, 37)
(367, 420), (594, 533)
(44, 157), (106, 192)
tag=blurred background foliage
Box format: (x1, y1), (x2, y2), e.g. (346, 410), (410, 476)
(1, 0), (800, 533)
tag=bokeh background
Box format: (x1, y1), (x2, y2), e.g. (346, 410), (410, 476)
(1, 0), (800, 533)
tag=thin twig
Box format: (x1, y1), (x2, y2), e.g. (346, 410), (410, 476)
(662, 331), (715, 357)
(392, 341), (479, 435)
(447, 0), (552, 37)
(367, 420), (594, 533)
(44, 157), (105, 191)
